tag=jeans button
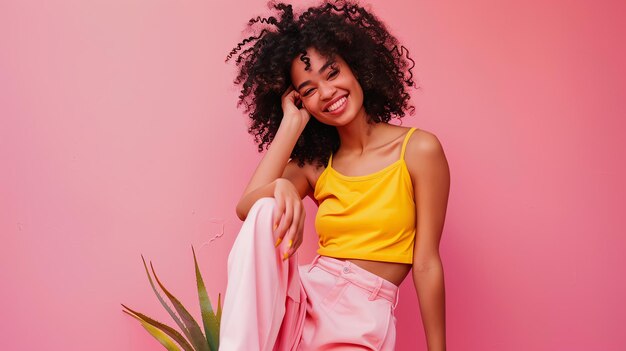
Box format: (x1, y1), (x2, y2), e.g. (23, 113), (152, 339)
(343, 267), (350, 274)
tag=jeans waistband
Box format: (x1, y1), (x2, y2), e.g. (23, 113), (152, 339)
(308, 255), (399, 308)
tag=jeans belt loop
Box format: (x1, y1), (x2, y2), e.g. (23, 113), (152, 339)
(307, 254), (321, 273)
(368, 277), (383, 301)
(393, 288), (400, 308)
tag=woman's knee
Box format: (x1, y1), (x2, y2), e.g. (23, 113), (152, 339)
(247, 197), (277, 218)
(231, 197), (278, 254)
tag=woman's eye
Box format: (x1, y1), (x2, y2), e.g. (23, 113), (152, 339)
(303, 88), (315, 96)
(329, 69), (339, 78)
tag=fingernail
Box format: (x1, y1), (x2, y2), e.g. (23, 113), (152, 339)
(283, 252), (289, 260)
(275, 237), (282, 247)
(273, 223), (278, 230)
(288, 239), (293, 248)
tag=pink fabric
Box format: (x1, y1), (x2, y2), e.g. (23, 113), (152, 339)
(298, 255), (399, 350)
(219, 197), (399, 351)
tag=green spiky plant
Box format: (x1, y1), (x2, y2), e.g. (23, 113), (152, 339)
(121, 245), (222, 351)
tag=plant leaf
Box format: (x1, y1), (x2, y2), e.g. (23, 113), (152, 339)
(141, 255), (192, 342)
(122, 309), (182, 351)
(151, 261), (210, 351)
(216, 293), (222, 330)
(191, 245), (220, 351)
(121, 304), (195, 351)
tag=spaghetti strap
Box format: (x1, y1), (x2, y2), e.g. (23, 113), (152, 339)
(400, 127), (417, 160)
(327, 152), (333, 168)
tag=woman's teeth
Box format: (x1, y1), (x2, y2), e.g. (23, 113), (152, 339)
(327, 96), (347, 112)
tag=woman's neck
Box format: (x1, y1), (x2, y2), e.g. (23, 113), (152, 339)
(336, 112), (389, 155)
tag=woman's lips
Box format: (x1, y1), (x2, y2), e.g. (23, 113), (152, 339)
(325, 95), (348, 115)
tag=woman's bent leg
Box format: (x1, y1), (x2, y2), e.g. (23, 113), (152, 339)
(219, 197), (303, 351)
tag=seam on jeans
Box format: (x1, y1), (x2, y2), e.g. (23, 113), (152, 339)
(322, 278), (349, 308)
(282, 294), (303, 350)
(375, 303), (394, 350)
(289, 282), (307, 351)
(263, 280), (283, 351)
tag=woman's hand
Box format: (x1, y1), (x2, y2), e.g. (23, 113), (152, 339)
(281, 85), (310, 130)
(272, 178), (306, 260)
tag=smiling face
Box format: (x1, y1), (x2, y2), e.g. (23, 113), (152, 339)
(290, 47), (366, 126)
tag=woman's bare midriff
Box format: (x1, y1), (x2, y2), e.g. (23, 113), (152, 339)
(329, 256), (412, 287)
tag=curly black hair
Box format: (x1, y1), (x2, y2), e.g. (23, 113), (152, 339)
(226, 0), (417, 167)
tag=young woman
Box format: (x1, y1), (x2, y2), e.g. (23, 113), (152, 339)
(220, 2), (450, 350)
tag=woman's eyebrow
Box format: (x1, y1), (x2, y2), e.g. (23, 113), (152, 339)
(317, 59), (336, 74)
(296, 59), (337, 91)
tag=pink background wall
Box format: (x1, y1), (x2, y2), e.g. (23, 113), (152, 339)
(1, 0), (624, 350)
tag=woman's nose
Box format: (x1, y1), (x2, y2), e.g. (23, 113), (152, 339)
(318, 82), (337, 100)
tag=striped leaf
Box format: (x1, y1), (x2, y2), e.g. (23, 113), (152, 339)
(141, 255), (192, 342)
(121, 304), (195, 351)
(122, 309), (182, 351)
(216, 293), (222, 330)
(150, 261), (210, 351)
(191, 245), (219, 351)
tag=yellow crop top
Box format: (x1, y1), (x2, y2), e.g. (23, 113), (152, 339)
(313, 127), (417, 264)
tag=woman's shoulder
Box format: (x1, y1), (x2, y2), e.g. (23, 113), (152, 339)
(403, 127), (448, 177)
(377, 124), (434, 150)
(404, 127), (443, 153)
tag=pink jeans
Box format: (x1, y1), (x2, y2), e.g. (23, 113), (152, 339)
(219, 197), (399, 351)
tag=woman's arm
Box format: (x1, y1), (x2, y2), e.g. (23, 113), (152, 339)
(235, 118), (308, 220)
(235, 86), (310, 220)
(235, 86), (311, 259)
(405, 130), (450, 351)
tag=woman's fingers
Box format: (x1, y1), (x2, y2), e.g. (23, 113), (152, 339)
(281, 85), (294, 99)
(272, 179), (306, 260)
(273, 194), (286, 246)
(283, 85), (300, 102)
(274, 197), (293, 248)
(296, 209), (305, 249)
(286, 201), (301, 248)
(281, 86), (297, 108)
(284, 202), (305, 259)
